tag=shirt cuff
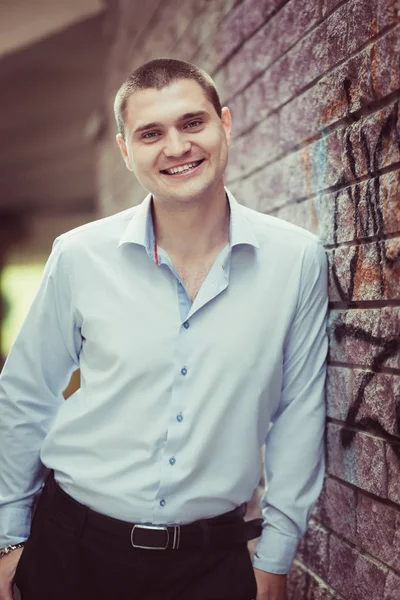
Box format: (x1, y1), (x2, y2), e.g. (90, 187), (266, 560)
(252, 525), (300, 574)
(0, 505), (33, 547)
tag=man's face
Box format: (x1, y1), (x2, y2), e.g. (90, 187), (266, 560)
(116, 79), (232, 205)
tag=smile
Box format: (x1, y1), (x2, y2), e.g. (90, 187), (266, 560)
(160, 159), (205, 177)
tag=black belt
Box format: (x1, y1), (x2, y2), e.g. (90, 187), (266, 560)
(44, 476), (263, 551)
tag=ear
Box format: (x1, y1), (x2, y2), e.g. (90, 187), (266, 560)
(221, 107), (232, 148)
(116, 133), (133, 171)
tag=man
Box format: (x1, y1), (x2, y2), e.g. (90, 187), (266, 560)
(0, 58), (328, 600)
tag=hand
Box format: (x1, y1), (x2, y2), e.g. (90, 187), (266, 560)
(254, 568), (286, 600)
(0, 549), (24, 600)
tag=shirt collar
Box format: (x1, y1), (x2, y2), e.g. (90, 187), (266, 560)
(118, 187), (260, 252)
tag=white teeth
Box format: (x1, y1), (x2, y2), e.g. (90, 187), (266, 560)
(166, 161), (200, 175)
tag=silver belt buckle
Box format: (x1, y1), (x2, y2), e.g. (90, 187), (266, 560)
(131, 524), (181, 550)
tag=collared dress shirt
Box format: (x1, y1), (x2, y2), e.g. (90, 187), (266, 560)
(0, 188), (328, 574)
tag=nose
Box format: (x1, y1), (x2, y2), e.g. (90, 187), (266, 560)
(163, 130), (191, 158)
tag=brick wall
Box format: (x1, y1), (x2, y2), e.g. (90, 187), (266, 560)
(98, 1), (400, 598)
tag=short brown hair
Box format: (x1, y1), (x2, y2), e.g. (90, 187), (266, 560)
(114, 58), (222, 139)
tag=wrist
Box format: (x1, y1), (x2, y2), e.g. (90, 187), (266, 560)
(0, 543), (25, 559)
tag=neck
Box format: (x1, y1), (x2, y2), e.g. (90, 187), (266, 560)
(152, 185), (230, 262)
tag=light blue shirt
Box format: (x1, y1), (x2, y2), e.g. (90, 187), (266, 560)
(0, 188), (328, 574)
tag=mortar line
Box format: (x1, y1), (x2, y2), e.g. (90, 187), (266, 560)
(323, 231), (400, 249)
(327, 416), (400, 445)
(327, 362), (400, 376)
(328, 300), (400, 309)
(291, 559), (346, 599)
(233, 161), (400, 209)
(226, 21), (399, 140)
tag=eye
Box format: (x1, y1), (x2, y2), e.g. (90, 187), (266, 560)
(142, 131), (161, 140)
(184, 120), (203, 129)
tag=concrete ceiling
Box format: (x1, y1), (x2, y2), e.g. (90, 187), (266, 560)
(0, 0), (105, 57)
(0, 2), (109, 260)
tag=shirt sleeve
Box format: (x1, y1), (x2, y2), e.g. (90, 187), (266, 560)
(0, 237), (81, 547)
(253, 239), (328, 574)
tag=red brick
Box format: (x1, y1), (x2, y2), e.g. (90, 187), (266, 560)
(297, 521), (330, 579)
(320, 188), (355, 246)
(344, 102), (400, 181)
(239, 68), (279, 130)
(322, 0), (346, 17)
(379, 170), (400, 235)
(327, 240), (400, 302)
(227, 113), (281, 179)
(195, 0), (284, 76)
(326, 423), (357, 485)
(371, 25), (400, 98)
(307, 578), (342, 600)
(384, 571), (400, 600)
(327, 308), (381, 366)
(315, 170), (400, 246)
(134, 0), (202, 64)
(273, 200), (317, 234)
(327, 424), (388, 496)
(356, 493), (400, 571)
(231, 0), (398, 123)
(287, 4), (348, 98)
(229, 104), (400, 214)
(318, 477), (357, 541)
(352, 551), (388, 600)
(326, 366), (353, 421)
(326, 367), (399, 440)
(216, 0), (320, 100)
(386, 443), (400, 504)
(328, 535), (357, 597)
(236, 25), (400, 140)
(351, 0), (399, 53)
(356, 371), (400, 438)
(287, 563), (310, 600)
(227, 126), (345, 209)
(383, 238), (400, 299)
(329, 534), (389, 600)
(379, 307), (400, 370)
(326, 310), (347, 362)
(182, 0), (237, 65)
(288, 563), (342, 600)
(354, 431), (388, 496)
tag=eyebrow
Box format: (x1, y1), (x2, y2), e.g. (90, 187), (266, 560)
(133, 111), (209, 135)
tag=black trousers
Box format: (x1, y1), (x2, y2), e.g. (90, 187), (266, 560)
(14, 481), (258, 600)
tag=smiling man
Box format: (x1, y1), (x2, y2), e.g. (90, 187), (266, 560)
(0, 59), (328, 600)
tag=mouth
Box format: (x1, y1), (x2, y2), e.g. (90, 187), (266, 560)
(160, 159), (205, 178)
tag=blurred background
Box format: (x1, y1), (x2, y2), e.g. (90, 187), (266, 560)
(0, 0), (107, 369)
(1, 1), (399, 598)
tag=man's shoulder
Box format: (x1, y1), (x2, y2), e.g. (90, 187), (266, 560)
(55, 206), (138, 251)
(240, 204), (320, 251)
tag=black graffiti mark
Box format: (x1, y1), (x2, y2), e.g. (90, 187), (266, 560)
(330, 99), (400, 303)
(333, 323), (400, 447)
(329, 82), (400, 448)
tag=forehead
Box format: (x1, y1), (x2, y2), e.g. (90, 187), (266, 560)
(124, 79), (214, 131)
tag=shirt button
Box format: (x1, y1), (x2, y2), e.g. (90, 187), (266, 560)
(183, 321), (190, 329)
(176, 413), (183, 422)
(169, 457), (176, 465)
(160, 499), (166, 507)
(181, 367), (187, 376)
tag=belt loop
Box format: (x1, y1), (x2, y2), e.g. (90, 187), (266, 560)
(200, 520), (211, 547)
(172, 525), (181, 550)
